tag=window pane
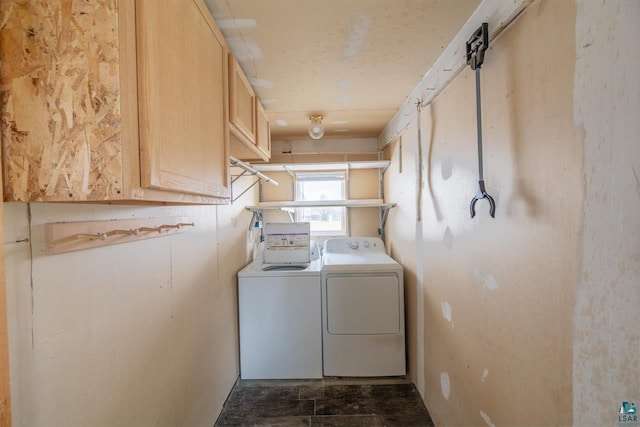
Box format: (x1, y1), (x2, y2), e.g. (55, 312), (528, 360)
(298, 206), (346, 234)
(298, 181), (344, 201)
(295, 173), (346, 235)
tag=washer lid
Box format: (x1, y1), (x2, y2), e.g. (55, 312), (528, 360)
(238, 258), (322, 277)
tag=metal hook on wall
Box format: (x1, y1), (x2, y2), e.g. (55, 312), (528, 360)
(466, 22), (496, 218)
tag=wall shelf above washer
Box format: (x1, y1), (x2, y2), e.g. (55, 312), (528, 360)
(246, 161), (396, 240)
(246, 199), (396, 210)
(245, 199), (397, 239)
(251, 160), (391, 173)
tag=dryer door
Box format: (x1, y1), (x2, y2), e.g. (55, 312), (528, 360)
(326, 273), (400, 335)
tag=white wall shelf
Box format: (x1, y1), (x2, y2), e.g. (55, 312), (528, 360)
(251, 160), (390, 173)
(246, 199), (396, 240)
(246, 199), (396, 210)
(249, 161), (395, 240)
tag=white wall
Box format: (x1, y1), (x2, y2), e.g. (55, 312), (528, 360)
(573, 0), (640, 424)
(3, 177), (256, 426)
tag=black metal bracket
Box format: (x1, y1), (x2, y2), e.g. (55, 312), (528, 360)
(466, 22), (489, 70)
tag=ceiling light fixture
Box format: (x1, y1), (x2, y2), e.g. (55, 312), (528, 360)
(308, 115), (325, 140)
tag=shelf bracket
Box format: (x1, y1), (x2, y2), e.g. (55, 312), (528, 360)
(229, 156), (279, 203)
(379, 205), (394, 242)
(285, 209), (295, 223)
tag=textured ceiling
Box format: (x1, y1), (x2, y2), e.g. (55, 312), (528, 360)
(205, 0), (481, 140)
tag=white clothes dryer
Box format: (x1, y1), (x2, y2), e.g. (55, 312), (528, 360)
(321, 237), (406, 377)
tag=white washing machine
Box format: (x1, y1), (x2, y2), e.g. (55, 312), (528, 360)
(321, 237), (406, 377)
(238, 223), (323, 379)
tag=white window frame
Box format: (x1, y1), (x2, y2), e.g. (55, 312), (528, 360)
(294, 172), (347, 236)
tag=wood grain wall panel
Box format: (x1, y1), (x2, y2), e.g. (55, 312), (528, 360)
(0, 0), (123, 201)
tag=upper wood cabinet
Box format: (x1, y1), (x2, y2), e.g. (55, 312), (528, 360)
(0, 0), (230, 204)
(228, 55), (271, 162)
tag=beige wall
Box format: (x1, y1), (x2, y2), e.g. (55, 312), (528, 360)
(348, 168), (381, 237)
(0, 162), (9, 426)
(386, 1), (582, 425)
(271, 138), (379, 159)
(573, 0), (640, 424)
(261, 171), (294, 203)
(383, 131), (424, 392)
(269, 153), (379, 164)
(3, 177), (257, 426)
(386, 0), (640, 425)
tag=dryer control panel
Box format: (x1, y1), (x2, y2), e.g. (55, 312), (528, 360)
(324, 237), (385, 254)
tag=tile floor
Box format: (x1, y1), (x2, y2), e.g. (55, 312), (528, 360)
(215, 377), (435, 427)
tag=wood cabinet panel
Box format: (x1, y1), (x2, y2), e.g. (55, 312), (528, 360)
(228, 56), (257, 145)
(136, 0), (228, 198)
(256, 102), (271, 158)
(228, 100), (270, 162)
(228, 58), (271, 163)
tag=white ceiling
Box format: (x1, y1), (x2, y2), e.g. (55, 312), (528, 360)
(204, 0), (481, 140)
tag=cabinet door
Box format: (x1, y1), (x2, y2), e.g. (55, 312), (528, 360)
(255, 101), (271, 159)
(136, 0), (229, 198)
(228, 56), (257, 144)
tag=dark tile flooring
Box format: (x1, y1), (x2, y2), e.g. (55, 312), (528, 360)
(215, 378), (435, 427)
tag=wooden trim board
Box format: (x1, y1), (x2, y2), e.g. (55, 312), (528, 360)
(377, 0), (533, 148)
(45, 216), (193, 255)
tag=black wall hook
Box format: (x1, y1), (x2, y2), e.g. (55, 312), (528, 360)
(470, 180), (496, 218)
(466, 23), (496, 218)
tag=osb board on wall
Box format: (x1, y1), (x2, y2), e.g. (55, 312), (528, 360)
(0, 0), (123, 201)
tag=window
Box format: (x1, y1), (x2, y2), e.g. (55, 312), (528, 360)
(295, 172), (346, 235)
